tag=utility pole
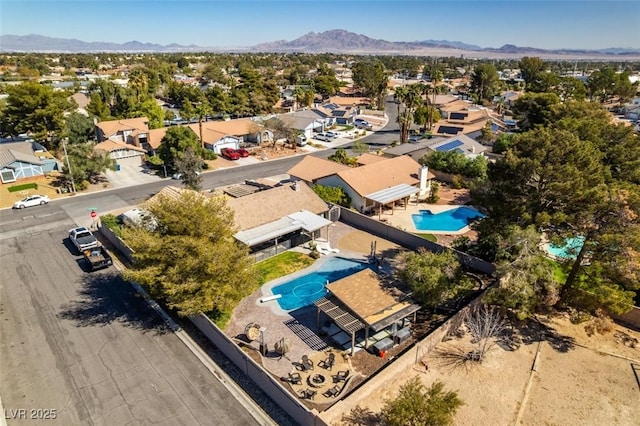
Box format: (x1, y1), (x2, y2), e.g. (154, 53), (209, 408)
(61, 138), (77, 193)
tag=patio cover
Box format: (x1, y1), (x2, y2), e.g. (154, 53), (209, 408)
(365, 183), (419, 205)
(315, 269), (421, 354)
(234, 210), (331, 247)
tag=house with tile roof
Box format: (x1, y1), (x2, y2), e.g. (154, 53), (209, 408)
(289, 155), (435, 213)
(186, 118), (267, 154)
(287, 156), (350, 185)
(95, 117), (150, 148)
(93, 139), (147, 161)
(426, 134), (488, 158)
(433, 100), (491, 138)
(227, 182), (331, 259)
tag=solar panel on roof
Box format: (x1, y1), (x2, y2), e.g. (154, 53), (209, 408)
(324, 103), (338, 110)
(437, 125), (463, 135)
(436, 139), (464, 152)
(333, 110), (346, 117)
(450, 112), (468, 120)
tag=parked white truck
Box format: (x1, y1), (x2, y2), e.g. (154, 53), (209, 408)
(68, 227), (99, 253)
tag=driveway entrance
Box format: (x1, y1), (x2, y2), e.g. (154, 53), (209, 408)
(105, 155), (163, 188)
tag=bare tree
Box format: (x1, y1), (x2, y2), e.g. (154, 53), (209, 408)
(464, 304), (505, 362)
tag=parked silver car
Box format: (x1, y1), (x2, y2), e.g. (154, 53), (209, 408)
(314, 133), (333, 142)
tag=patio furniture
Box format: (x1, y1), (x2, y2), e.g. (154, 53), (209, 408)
(318, 352), (335, 371)
(297, 354), (313, 371)
(299, 388), (317, 400)
(323, 385), (340, 398)
(332, 370), (349, 383)
(281, 372), (302, 385)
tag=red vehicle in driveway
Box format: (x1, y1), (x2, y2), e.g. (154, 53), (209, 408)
(236, 148), (250, 157)
(221, 148), (240, 160)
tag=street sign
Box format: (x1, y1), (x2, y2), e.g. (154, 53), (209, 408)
(90, 211), (97, 219)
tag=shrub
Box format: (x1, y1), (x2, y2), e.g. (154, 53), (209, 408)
(100, 213), (123, 237)
(8, 182), (38, 192)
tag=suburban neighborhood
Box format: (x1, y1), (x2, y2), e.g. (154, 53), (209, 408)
(1, 10), (640, 426)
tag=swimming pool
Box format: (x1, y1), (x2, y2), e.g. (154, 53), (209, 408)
(411, 207), (485, 232)
(271, 257), (371, 311)
(545, 236), (585, 260)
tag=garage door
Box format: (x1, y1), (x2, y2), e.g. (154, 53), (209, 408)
(213, 141), (239, 154)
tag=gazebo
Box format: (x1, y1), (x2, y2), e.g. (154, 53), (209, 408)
(314, 269), (421, 355)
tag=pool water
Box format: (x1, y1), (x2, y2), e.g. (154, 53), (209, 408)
(271, 257), (371, 311)
(546, 236), (585, 260)
(411, 207), (485, 232)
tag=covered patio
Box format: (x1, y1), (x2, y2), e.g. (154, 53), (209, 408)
(234, 210), (333, 260)
(365, 183), (420, 221)
(314, 269), (420, 355)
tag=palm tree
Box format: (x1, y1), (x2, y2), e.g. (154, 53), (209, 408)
(395, 84), (423, 143)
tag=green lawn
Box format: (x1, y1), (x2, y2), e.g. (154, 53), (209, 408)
(414, 233), (437, 242)
(255, 251), (315, 285)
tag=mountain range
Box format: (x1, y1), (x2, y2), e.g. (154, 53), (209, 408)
(1, 31), (639, 59)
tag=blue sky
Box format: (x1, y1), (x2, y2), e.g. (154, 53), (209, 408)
(1, 1), (638, 49)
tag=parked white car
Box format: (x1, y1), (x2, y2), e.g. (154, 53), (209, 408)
(13, 195), (50, 209)
(314, 133), (333, 142)
(324, 131), (340, 139)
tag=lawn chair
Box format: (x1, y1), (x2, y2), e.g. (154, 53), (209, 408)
(318, 352), (335, 371)
(297, 354), (313, 371)
(299, 388), (316, 400)
(323, 385), (340, 398)
(281, 372), (301, 385)
(332, 370), (349, 383)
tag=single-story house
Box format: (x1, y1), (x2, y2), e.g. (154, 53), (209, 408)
(95, 117), (150, 148)
(187, 118), (267, 153)
(433, 100), (491, 137)
(286, 156), (350, 185)
(314, 102), (358, 125)
(289, 155), (434, 214)
(0, 141), (59, 183)
(278, 110), (331, 139)
(426, 134), (488, 158)
(0, 149), (45, 183)
(355, 153), (387, 166)
(227, 182), (331, 258)
(381, 137), (447, 162)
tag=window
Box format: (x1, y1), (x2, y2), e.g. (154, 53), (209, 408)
(1, 169), (16, 183)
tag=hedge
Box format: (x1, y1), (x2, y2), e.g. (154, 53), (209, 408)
(8, 183), (38, 192)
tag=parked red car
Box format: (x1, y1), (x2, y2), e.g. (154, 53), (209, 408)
(221, 148), (240, 160)
(236, 148), (250, 157)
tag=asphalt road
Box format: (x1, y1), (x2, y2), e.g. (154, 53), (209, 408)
(0, 219), (266, 425)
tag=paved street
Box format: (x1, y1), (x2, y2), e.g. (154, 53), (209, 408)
(0, 219), (266, 425)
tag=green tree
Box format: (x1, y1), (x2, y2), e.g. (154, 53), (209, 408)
(352, 60), (389, 109)
(484, 226), (560, 319)
(312, 184), (351, 207)
(65, 112), (95, 144)
(157, 126), (203, 171)
(122, 191), (257, 317)
(470, 63), (499, 103)
(518, 57), (547, 91)
(512, 92), (561, 131)
(381, 377), (463, 426)
(492, 133), (513, 154)
(394, 84), (423, 143)
(328, 148), (357, 166)
(173, 147), (204, 191)
(63, 142), (116, 189)
(351, 139), (369, 155)
(130, 98), (165, 129)
(2, 81), (74, 149)
(396, 249), (473, 309)
(586, 67), (617, 103)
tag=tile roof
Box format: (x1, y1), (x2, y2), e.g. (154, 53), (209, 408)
(356, 153), (387, 165)
(335, 156), (422, 197)
(96, 117), (149, 139)
(327, 96), (370, 107)
(188, 118), (261, 139)
(287, 156), (350, 183)
(227, 182), (328, 231)
(94, 140), (146, 153)
(147, 127), (168, 149)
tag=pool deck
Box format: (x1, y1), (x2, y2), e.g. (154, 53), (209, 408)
(224, 222), (404, 381)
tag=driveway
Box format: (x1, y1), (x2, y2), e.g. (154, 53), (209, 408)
(105, 156), (163, 188)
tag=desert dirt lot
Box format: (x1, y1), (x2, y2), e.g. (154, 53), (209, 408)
(337, 314), (640, 426)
